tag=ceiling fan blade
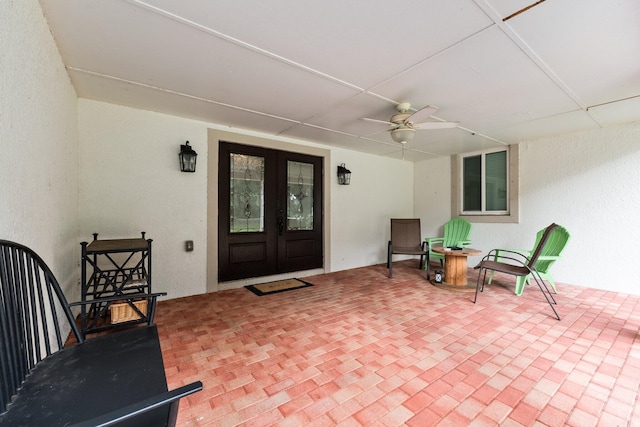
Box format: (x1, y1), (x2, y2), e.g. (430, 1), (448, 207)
(405, 105), (439, 124)
(362, 117), (394, 126)
(413, 121), (459, 130)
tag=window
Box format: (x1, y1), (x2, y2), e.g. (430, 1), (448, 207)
(452, 145), (519, 223)
(462, 149), (507, 214)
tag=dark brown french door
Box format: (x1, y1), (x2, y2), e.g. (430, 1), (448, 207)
(218, 142), (323, 282)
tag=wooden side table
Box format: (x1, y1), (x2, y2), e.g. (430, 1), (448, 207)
(431, 246), (482, 291)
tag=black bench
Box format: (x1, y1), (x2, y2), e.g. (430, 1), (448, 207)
(0, 240), (202, 426)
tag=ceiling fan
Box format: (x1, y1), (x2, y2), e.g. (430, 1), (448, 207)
(363, 102), (459, 144)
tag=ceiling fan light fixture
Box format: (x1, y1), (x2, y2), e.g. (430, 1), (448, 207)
(391, 127), (415, 144)
(363, 102), (457, 146)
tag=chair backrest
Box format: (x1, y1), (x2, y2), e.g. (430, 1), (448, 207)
(0, 240), (81, 413)
(390, 219), (422, 250)
(443, 218), (472, 247)
(530, 224), (570, 273)
(526, 223), (561, 270)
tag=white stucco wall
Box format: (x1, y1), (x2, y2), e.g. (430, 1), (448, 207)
(414, 153), (453, 239)
(78, 100), (208, 299)
(330, 147), (414, 270)
(0, 1), (79, 297)
(414, 121), (640, 295)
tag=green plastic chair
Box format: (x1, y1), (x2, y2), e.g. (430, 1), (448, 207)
(425, 218), (472, 266)
(488, 224), (570, 295)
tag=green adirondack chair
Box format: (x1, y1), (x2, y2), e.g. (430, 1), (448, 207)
(488, 224), (570, 295)
(425, 218), (472, 266)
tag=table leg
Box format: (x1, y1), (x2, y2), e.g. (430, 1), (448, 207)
(444, 254), (469, 286)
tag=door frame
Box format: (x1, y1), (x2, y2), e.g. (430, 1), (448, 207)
(207, 128), (332, 292)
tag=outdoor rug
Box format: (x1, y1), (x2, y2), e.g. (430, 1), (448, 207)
(245, 278), (313, 296)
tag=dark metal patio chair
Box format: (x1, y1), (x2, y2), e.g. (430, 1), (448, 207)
(387, 218), (429, 278)
(473, 223), (562, 320)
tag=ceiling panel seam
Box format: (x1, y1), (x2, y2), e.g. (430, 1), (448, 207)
(124, 0), (515, 144)
(364, 24), (495, 95)
(67, 67), (301, 124)
(126, 0), (366, 94)
(473, 0), (604, 129)
(587, 94), (640, 111)
(278, 121), (441, 157)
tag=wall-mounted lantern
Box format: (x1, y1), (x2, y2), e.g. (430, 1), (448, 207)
(179, 141), (197, 172)
(337, 163), (351, 185)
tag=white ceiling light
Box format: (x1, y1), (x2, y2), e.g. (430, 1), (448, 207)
(390, 126), (415, 144)
(364, 103), (458, 146)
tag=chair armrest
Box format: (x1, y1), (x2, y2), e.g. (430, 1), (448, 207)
(70, 381), (203, 427)
(536, 255), (561, 261)
(459, 240), (472, 247)
(485, 249), (531, 266)
(425, 237), (444, 247)
(496, 248), (530, 255)
(493, 248), (529, 261)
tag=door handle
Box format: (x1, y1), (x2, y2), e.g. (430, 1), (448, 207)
(278, 217), (285, 236)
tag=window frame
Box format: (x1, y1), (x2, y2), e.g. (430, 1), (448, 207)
(451, 144), (519, 224)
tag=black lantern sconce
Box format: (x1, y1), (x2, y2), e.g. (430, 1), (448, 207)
(337, 163), (351, 185)
(179, 141), (197, 173)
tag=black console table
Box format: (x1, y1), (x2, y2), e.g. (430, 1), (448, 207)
(80, 232), (153, 337)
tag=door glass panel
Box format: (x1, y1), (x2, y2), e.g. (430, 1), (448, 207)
(230, 153), (265, 233)
(287, 161), (314, 231)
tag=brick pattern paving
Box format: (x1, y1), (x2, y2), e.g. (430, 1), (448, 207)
(155, 260), (640, 426)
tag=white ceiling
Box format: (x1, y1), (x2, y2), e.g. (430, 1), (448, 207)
(39, 0), (640, 161)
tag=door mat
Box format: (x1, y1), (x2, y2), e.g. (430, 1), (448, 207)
(245, 278), (313, 296)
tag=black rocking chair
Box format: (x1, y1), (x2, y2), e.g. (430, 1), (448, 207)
(0, 239), (202, 426)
